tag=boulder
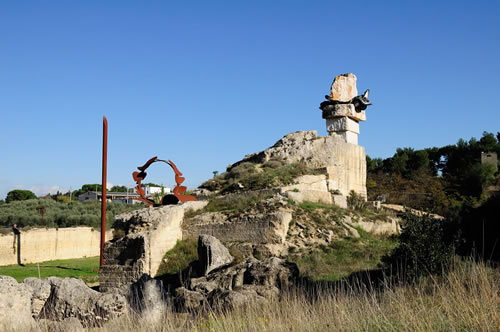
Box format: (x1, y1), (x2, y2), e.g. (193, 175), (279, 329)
(173, 287), (206, 311)
(198, 235), (234, 275)
(329, 73), (358, 102)
(173, 240), (299, 313)
(39, 277), (127, 327)
(0, 276), (35, 330)
(24, 277), (51, 317)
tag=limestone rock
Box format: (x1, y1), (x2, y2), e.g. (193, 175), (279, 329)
(326, 117), (360, 134)
(23, 277), (51, 318)
(330, 73), (358, 102)
(173, 241), (299, 313)
(238, 131), (366, 198)
(40, 277), (127, 327)
(0, 276), (35, 330)
(286, 190), (333, 205)
(322, 104), (366, 122)
(184, 210), (292, 246)
(100, 201), (208, 294)
(174, 287), (206, 311)
(198, 235), (233, 275)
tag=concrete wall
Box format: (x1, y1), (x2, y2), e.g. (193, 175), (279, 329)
(0, 227), (113, 266)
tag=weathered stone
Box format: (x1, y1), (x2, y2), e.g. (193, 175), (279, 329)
(286, 190), (333, 205)
(245, 257), (299, 288)
(332, 194), (348, 209)
(100, 201), (208, 294)
(183, 211), (292, 246)
(174, 287), (206, 311)
(210, 288), (267, 310)
(198, 235), (233, 275)
(343, 223), (360, 238)
(330, 73), (358, 102)
(329, 130), (358, 145)
(326, 116), (360, 134)
(0, 276), (35, 330)
(322, 103), (366, 122)
(40, 277), (127, 327)
(281, 174), (328, 192)
(239, 131), (366, 198)
(23, 277), (51, 318)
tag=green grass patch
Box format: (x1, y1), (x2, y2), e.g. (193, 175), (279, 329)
(287, 230), (398, 281)
(0, 256), (100, 284)
(186, 191), (275, 218)
(200, 161), (320, 193)
(156, 239), (198, 277)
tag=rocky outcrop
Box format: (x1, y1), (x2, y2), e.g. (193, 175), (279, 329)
(198, 235), (233, 275)
(39, 277), (127, 327)
(237, 131), (366, 199)
(99, 201), (207, 294)
(0, 276), (127, 329)
(183, 208), (292, 256)
(172, 235), (298, 312)
(0, 276), (35, 330)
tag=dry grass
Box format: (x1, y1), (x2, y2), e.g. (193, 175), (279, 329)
(13, 259), (498, 332)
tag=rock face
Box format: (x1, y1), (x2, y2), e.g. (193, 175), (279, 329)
(198, 235), (233, 275)
(39, 277), (127, 327)
(173, 238), (299, 312)
(99, 201), (207, 294)
(183, 209), (292, 256)
(0, 276), (127, 329)
(240, 130), (366, 199)
(0, 276), (34, 330)
(330, 73), (358, 102)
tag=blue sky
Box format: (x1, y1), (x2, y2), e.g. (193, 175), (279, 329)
(1, 1), (499, 199)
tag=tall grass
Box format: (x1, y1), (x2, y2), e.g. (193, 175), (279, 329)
(17, 259), (499, 331)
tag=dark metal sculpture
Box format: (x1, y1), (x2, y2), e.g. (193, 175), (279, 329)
(319, 89), (372, 115)
(132, 156), (197, 206)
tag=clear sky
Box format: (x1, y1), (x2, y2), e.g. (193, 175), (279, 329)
(1, 1), (499, 199)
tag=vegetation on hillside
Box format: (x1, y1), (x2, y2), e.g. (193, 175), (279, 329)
(200, 160), (320, 193)
(0, 198), (143, 230)
(20, 259), (499, 332)
(367, 131), (500, 215)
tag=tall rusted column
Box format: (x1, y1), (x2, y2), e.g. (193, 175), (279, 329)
(100, 116), (108, 267)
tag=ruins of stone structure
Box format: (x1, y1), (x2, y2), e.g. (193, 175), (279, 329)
(319, 73), (371, 145)
(98, 73), (375, 293)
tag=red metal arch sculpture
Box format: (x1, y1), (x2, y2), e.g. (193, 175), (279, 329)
(132, 156), (197, 206)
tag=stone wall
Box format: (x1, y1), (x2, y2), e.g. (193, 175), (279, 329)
(0, 227), (113, 266)
(182, 211), (291, 244)
(99, 201), (207, 294)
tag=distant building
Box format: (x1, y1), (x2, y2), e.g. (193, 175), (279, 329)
(481, 152), (498, 172)
(78, 191), (140, 204)
(78, 185), (171, 204)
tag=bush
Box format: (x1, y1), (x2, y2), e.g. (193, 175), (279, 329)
(347, 190), (366, 211)
(382, 211), (456, 280)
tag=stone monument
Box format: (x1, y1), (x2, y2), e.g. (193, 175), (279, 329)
(319, 73), (371, 145)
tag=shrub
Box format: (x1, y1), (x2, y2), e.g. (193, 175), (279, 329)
(347, 190), (366, 211)
(382, 211), (456, 280)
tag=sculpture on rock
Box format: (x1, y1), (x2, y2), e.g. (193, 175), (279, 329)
(132, 156), (197, 206)
(319, 73), (372, 145)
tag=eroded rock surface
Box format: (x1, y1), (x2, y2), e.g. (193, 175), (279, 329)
(173, 237), (299, 312)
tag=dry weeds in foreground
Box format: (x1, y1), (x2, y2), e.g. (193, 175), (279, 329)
(16, 260), (500, 331)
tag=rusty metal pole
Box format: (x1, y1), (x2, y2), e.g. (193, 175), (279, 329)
(100, 116), (108, 268)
